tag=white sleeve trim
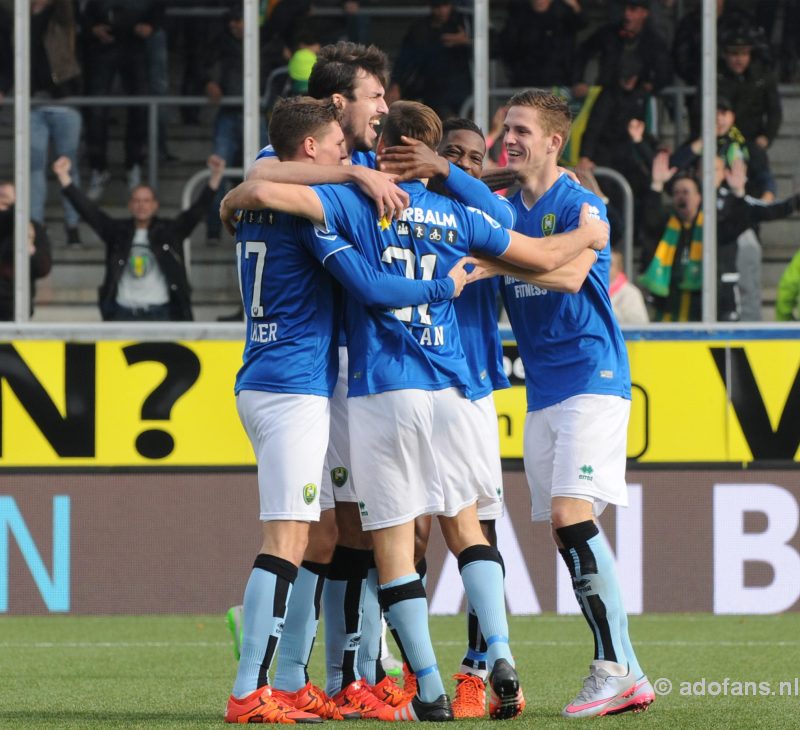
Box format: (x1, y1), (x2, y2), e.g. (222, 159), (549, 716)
(322, 244), (353, 265)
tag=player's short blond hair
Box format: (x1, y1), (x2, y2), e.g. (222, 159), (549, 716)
(381, 101), (443, 151)
(507, 90), (572, 145)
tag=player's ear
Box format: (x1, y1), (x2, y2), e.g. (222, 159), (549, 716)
(548, 134), (563, 155)
(303, 135), (317, 159)
(331, 93), (346, 111)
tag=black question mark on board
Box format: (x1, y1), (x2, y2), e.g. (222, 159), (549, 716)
(122, 343), (201, 459)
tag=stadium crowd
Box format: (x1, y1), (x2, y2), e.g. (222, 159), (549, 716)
(1, 0), (799, 323)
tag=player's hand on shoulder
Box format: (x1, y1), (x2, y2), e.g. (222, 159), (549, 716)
(352, 167), (409, 221)
(579, 202), (609, 251)
(377, 135), (449, 181)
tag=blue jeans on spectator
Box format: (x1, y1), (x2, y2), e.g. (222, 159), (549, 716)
(30, 105), (82, 228)
(146, 27), (170, 157)
(206, 109), (268, 239)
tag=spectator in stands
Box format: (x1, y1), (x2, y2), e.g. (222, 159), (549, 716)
(638, 152), (750, 321)
(717, 25), (783, 151)
(262, 0), (314, 74)
(495, 0), (586, 88)
(203, 6), (269, 246)
(0, 0), (84, 246)
(672, 0), (762, 86)
(670, 96), (777, 202)
(0, 182), (52, 321)
(776, 249), (800, 320)
(577, 62), (656, 200)
(573, 0), (672, 101)
(610, 248), (649, 324)
(52, 155), (226, 322)
(80, 0), (164, 200)
(388, 0), (472, 119)
(718, 156), (800, 321)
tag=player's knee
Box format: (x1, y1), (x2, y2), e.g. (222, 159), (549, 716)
(305, 509), (338, 562)
(334, 501), (373, 549)
(550, 497), (594, 532)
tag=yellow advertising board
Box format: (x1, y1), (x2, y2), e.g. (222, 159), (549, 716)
(0, 337), (799, 466)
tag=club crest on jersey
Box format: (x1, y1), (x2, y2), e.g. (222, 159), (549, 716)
(331, 467), (348, 487)
(302, 483), (318, 504)
(541, 213), (556, 236)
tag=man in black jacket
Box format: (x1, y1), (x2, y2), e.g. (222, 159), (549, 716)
(53, 154), (225, 321)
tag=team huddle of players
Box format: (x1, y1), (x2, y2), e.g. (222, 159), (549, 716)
(219, 41), (655, 724)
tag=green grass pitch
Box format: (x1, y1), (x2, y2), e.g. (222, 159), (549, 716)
(1, 614), (798, 728)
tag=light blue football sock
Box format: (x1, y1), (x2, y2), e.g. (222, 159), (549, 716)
(379, 574), (445, 703)
(232, 554), (297, 698)
(357, 567), (382, 685)
(458, 546), (513, 669)
(583, 532), (629, 669)
(322, 546), (370, 696)
(556, 521), (628, 671)
(273, 561), (327, 692)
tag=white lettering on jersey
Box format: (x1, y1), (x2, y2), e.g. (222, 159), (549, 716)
(250, 322), (279, 343)
(513, 282), (548, 298)
(400, 207), (458, 228)
(418, 326), (444, 346)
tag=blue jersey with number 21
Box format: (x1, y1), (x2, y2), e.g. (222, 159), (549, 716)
(314, 180), (511, 399)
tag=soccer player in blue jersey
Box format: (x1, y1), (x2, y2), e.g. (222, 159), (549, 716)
(233, 42), (412, 717)
(469, 90), (655, 718)
(223, 96), (471, 724)
(222, 100), (608, 721)
(379, 117), (516, 719)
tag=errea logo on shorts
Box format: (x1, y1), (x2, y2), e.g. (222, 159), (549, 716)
(302, 483), (318, 504)
(578, 465), (594, 481)
(359, 500), (369, 517)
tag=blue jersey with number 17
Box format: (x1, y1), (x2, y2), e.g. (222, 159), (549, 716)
(234, 210), (345, 397)
(314, 180), (511, 399)
(502, 174), (630, 411)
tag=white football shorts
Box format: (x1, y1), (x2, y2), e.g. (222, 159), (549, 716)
(348, 388), (501, 530)
(523, 393), (630, 522)
(473, 393), (504, 520)
(236, 389), (329, 522)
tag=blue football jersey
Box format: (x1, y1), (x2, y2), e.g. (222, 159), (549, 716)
(234, 209), (346, 397)
(502, 174), (631, 411)
(453, 276), (510, 396)
(313, 180), (511, 398)
(442, 167), (515, 397)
